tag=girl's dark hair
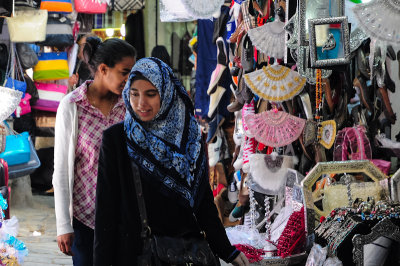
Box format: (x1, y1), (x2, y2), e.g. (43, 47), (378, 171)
(151, 45), (171, 67)
(83, 38), (137, 76)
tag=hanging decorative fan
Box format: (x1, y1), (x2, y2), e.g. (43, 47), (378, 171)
(244, 110), (306, 147)
(352, 0), (400, 44)
(0, 86), (23, 121)
(247, 19), (286, 59)
(243, 64), (306, 102)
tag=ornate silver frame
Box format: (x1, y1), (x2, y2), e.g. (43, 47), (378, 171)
(308, 16), (350, 68)
(298, 0), (345, 46)
(297, 45), (332, 84)
(301, 160), (388, 231)
(352, 218), (400, 266)
(390, 168), (400, 202)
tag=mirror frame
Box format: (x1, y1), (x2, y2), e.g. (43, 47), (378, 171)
(308, 16), (350, 68)
(352, 218), (400, 266)
(301, 160), (388, 232)
(391, 167), (400, 203)
(298, 0), (345, 46)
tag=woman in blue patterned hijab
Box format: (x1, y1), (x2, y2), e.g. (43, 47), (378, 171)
(122, 57), (206, 209)
(95, 57), (249, 266)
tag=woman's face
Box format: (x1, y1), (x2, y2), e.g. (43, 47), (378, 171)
(130, 79), (161, 122)
(104, 56), (136, 96)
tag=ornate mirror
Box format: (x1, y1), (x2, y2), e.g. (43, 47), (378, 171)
(298, 0), (345, 46)
(308, 16), (350, 67)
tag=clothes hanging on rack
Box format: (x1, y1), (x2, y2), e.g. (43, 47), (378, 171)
(125, 10), (145, 59)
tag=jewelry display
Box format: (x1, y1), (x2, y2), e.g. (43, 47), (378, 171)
(301, 160), (388, 220)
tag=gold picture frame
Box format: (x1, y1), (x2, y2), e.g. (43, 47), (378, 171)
(301, 160), (388, 232)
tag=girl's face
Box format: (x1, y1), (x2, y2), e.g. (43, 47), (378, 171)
(104, 56), (136, 96)
(130, 79), (161, 122)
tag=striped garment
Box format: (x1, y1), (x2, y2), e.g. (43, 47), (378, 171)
(33, 52), (69, 81)
(70, 81), (126, 229)
(40, 0), (73, 13)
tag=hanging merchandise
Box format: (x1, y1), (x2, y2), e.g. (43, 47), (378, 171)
(15, 93), (32, 117)
(15, 0), (40, 8)
(0, 87), (22, 122)
(0, 131), (30, 166)
(6, 9), (48, 43)
(318, 120), (336, 149)
(243, 64), (306, 102)
(244, 110), (306, 147)
(4, 44), (27, 98)
(111, 0), (144, 11)
(40, 15), (73, 47)
(40, 0), (73, 13)
(333, 126), (372, 161)
(0, 125), (4, 154)
(74, 0), (107, 14)
(15, 43), (38, 70)
(352, 0), (400, 44)
(0, 44), (8, 70)
(33, 52), (69, 81)
(248, 153), (296, 195)
(241, 0), (258, 31)
(247, 19), (286, 59)
(33, 82), (68, 112)
(77, 13), (95, 34)
(159, 0), (224, 22)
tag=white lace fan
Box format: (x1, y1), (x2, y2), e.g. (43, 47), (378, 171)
(181, 0), (224, 19)
(244, 110), (306, 147)
(0, 86), (23, 121)
(247, 19), (286, 59)
(243, 64), (306, 102)
(353, 0), (400, 44)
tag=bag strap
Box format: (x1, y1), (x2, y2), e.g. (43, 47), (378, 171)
(129, 161), (151, 239)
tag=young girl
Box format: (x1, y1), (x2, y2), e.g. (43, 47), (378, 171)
(53, 37), (136, 265)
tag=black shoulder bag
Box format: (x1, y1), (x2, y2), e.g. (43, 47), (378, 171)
(130, 162), (219, 266)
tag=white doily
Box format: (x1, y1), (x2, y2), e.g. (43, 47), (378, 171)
(352, 0), (400, 44)
(243, 64), (306, 102)
(247, 19), (286, 59)
(0, 86), (23, 121)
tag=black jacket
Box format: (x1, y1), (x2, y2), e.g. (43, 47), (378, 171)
(94, 122), (238, 265)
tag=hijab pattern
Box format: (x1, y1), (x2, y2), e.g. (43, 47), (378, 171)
(123, 58), (206, 208)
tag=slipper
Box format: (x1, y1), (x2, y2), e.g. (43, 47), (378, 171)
(207, 64), (227, 95)
(216, 37), (228, 66)
(206, 113), (225, 143)
(353, 76), (372, 111)
(208, 86), (227, 119)
(208, 136), (222, 167)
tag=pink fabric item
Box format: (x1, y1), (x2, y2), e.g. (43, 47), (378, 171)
(244, 110), (306, 148)
(74, 0), (107, 14)
(15, 93), (31, 116)
(33, 82), (68, 112)
(242, 99), (255, 137)
(70, 82), (125, 229)
(333, 126), (372, 161)
(333, 126), (391, 174)
(242, 136), (256, 173)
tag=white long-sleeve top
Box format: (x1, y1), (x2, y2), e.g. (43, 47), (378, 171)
(53, 92), (78, 236)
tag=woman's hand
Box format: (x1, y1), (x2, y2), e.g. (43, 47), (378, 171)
(231, 252), (250, 266)
(57, 233), (74, 256)
(68, 74), (79, 87)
